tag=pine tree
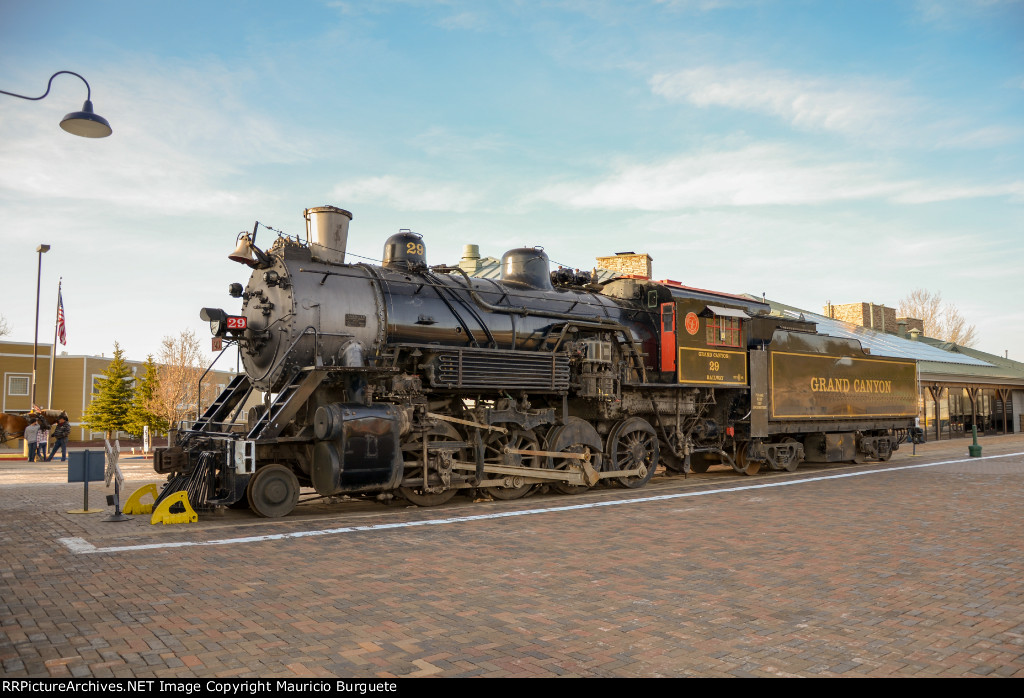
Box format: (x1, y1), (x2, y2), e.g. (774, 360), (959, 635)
(126, 355), (169, 437)
(83, 343), (135, 438)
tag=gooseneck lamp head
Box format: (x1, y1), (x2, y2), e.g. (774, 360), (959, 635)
(0, 70), (112, 138)
(60, 99), (112, 138)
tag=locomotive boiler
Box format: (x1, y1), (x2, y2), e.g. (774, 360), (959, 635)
(153, 205), (918, 517)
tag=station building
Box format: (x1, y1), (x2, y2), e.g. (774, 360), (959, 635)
(0, 340), (238, 442)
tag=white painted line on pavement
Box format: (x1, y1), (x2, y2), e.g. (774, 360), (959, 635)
(58, 450), (1024, 554)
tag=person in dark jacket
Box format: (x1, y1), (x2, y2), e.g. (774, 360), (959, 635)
(23, 417), (39, 463)
(45, 416), (71, 462)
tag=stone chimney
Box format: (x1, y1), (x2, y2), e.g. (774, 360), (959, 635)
(897, 316), (924, 335)
(595, 251), (653, 279)
(822, 302), (896, 333)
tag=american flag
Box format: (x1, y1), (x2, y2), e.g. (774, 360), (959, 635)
(56, 286), (67, 345)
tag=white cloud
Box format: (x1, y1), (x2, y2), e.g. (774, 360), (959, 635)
(408, 126), (507, 157)
(914, 0), (1023, 24)
(932, 125), (1021, 148)
(891, 180), (1024, 204)
(654, 0), (758, 11)
(528, 145), (904, 210)
(436, 11), (487, 31)
(651, 64), (1022, 150)
(650, 65), (913, 140)
(526, 144), (1024, 211)
(331, 175), (482, 212)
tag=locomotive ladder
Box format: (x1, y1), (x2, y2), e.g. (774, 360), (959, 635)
(246, 367), (329, 442)
(185, 373), (253, 438)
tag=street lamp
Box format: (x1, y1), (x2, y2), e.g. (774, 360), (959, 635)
(32, 244), (50, 408)
(0, 71), (112, 138)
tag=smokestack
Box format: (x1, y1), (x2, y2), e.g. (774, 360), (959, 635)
(304, 205), (353, 265)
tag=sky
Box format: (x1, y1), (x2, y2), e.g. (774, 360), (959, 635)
(1, 0), (1022, 366)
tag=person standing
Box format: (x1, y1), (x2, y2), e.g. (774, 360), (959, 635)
(23, 418), (39, 463)
(45, 416), (71, 462)
(35, 419), (49, 463)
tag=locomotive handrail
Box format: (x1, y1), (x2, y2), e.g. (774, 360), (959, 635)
(425, 271), (498, 348)
(195, 343), (234, 420)
(283, 325), (323, 367)
(420, 271), (484, 348)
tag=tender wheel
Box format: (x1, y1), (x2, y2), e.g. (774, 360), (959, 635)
(780, 437), (801, 472)
(247, 464), (300, 518)
(547, 418), (604, 495)
(484, 428), (541, 500)
(735, 444), (761, 476)
(399, 422), (463, 507)
(608, 417), (659, 488)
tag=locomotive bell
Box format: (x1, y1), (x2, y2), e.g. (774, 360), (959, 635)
(501, 247), (553, 290)
(228, 234), (258, 267)
(382, 230), (427, 270)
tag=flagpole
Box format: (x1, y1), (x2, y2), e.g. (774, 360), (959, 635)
(47, 279), (61, 409)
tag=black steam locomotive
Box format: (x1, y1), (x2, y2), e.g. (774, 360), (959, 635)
(154, 206), (918, 517)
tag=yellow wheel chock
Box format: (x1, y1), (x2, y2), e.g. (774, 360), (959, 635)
(124, 483), (159, 515)
(150, 491), (198, 525)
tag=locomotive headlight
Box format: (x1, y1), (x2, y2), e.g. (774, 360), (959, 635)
(200, 307), (227, 337)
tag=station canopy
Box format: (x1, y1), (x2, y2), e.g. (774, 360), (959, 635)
(753, 297), (993, 367)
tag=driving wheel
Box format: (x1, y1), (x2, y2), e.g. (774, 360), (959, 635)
(399, 422), (463, 506)
(484, 428), (541, 500)
(608, 417), (659, 488)
(547, 418), (603, 495)
(247, 464), (300, 518)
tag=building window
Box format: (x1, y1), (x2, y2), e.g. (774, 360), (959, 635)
(7, 375), (30, 396)
(706, 316), (741, 347)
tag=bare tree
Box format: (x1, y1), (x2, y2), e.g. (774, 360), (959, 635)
(151, 329), (215, 427)
(898, 289), (978, 347)
(0, 315), (10, 337)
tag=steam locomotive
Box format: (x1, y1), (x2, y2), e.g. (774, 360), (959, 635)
(153, 206), (918, 517)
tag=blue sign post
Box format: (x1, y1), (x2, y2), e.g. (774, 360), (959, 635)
(67, 450), (105, 514)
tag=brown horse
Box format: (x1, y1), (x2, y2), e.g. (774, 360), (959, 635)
(0, 410), (70, 445)
(0, 413), (29, 445)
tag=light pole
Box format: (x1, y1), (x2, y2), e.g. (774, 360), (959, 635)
(0, 70), (112, 138)
(32, 244), (50, 408)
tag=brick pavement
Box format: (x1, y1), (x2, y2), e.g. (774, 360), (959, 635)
(0, 436), (1022, 678)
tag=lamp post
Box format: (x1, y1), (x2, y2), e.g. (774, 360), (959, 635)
(0, 70), (112, 138)
(32, 244), (51, 408)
